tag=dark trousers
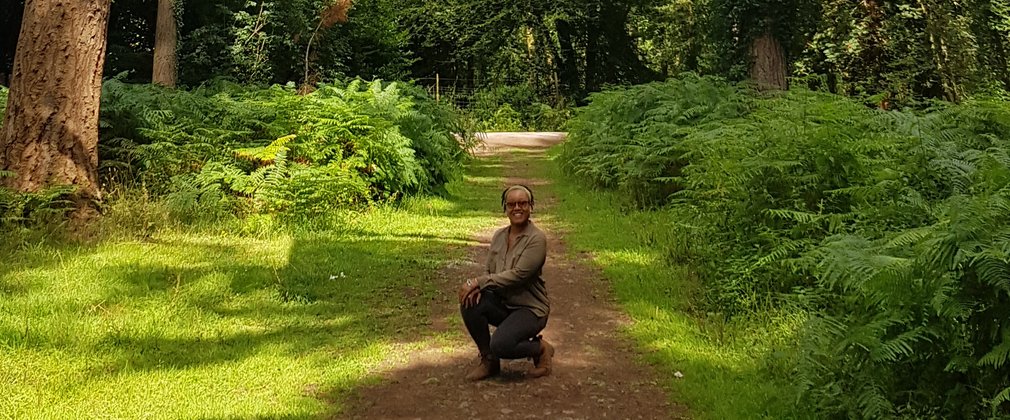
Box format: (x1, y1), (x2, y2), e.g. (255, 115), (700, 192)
(461, 291), (548, 359)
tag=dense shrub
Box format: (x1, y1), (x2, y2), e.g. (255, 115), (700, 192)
(560, 74), (1010, 418)
(561, 74), (748, 207)
(792, 103), (1010, 418)
(99, 79), (472, 220)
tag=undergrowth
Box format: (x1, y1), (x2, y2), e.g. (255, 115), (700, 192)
(98, 78), (473, 223)
(560, 73), (1010, 418)
(2, 79), (473, 248)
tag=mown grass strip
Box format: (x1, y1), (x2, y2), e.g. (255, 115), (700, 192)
(0, 158), (505, 419)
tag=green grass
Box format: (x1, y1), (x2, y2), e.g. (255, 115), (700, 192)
(0, 158), (506, 419)
(533, 147), (807, 420)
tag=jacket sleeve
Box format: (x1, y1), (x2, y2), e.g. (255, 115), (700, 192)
(485, 229), (502, 276)
(479, 233), (546, 290)
(485, 243), (495, 277)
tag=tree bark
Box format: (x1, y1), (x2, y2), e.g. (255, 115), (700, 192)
(0, 0), (111, 203)
(152, 0), (177, 87)
(750, 31), (788, 90)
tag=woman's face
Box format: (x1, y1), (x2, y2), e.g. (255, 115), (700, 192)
(504, 189), (532, 226)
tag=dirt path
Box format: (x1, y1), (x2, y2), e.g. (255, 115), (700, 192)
(344, 133), (688, 420)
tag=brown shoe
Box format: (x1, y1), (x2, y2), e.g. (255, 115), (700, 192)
(465, 354), (500, 381)
(528, 340), (554, 378)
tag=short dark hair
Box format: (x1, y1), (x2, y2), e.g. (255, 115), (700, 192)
(500, 185), (534, 211)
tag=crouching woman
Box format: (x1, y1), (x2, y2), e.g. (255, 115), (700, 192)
(458, 185), (553, 380)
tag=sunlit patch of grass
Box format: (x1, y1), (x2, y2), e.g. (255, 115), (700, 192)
(0, 155), (508, 419)
(535, 147), (804, 420)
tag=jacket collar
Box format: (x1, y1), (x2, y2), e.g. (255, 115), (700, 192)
(508, 220), (537, 238)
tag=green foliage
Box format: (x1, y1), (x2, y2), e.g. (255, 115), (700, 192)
(100, 0), (412, 86)
(13, 0), (1010, 107)
(561, 73), (748, 207)
(560, 74), (1010, 417)
(791, 102), (1010, 417)
(456, 85), (572, 132)
(401, 0), (658, 101)
(704, 0), (821, 79)
(793, 0), (980, 104)
(630, 0), (704, 78)
(98, 78), (470, 221)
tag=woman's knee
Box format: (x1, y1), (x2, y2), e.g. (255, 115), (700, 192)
(489, 333), (514, 358)
(460, 303), (479, 321)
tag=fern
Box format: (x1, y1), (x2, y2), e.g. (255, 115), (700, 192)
(234, 135), (297, 164)
(560, 75), (1010, 417)
(979, 330), (1010, 369)
(98, 78), (467, 221)
(993, 387), (1010, 413)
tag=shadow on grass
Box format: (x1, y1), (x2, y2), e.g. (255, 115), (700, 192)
(83, 234), (468, 374)
(0, 243), (97, 297)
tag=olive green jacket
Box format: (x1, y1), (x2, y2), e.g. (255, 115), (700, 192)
(477, 221), (550, 318)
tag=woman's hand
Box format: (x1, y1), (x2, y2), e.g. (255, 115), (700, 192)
(458, 278), (481, 308)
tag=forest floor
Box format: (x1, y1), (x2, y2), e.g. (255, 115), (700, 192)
(344, 133), (689, 419)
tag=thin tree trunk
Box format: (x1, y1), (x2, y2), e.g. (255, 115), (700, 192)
(152, 0), (177, 87)
(750, 31), (788, 90)
(917, 0), (961, 101)
(301, 19), (325, 95)
(0, 0), (112, 205)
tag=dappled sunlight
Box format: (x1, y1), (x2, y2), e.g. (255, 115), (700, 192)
(466, 162), (507, 170)
(594, 248), (663, 267)
(625, 301), (751, 367)
(337, 214), (497, 245)
(462, 175), (504, 187)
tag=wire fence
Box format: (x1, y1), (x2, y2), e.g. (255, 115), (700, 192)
(412, 76), (573, 109)
(410, 75), (573, 131)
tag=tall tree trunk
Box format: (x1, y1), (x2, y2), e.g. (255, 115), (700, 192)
(750, 31), (788, 90)
(0, 0), (111, 204)
(152, 0), (177, 87)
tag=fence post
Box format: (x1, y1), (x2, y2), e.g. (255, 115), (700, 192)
(436, 73), (440, 102)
